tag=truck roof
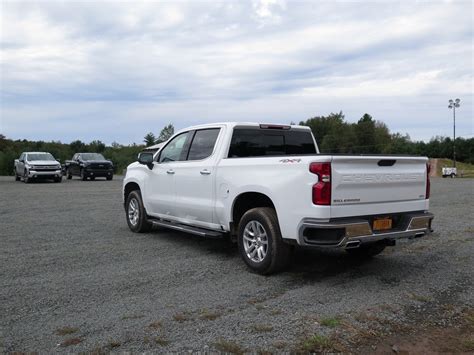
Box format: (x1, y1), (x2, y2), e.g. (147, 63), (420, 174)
(174, 122), (311, 133)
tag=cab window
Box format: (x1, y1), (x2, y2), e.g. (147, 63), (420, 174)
(158, 132), (190, 163)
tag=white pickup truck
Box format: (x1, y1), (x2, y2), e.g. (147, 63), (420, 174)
(123, 123), (433, 274)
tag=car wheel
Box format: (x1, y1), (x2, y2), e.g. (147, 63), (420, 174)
(23, 170), (30, 183)
(126, 190), (152, 233)
(450, 173), (455, 178)
(54, 177), (62, 183)
(14, 171), (20, 181)
(90, 176), (95, 181)
(80, 169), (87, 181)
(66, 169), (72, 180)
(107, 175), (113, 181)
(238, 207), (292, 275)
(346, 242), (386, 258)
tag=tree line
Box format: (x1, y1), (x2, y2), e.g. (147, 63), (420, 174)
(0, 113), (472, 176)
(299, 112), (473, 163)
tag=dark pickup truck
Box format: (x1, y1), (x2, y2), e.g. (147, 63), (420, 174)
(65, 153), (114, 181)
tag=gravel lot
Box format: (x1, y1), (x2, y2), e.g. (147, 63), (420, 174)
(1, 176), (473, 353)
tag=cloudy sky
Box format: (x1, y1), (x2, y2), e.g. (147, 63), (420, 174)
(1, 0), (472, 145)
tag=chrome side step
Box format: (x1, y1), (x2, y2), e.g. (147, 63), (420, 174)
(150, 219), (224, 238)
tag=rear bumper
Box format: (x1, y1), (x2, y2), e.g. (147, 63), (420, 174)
(297, 211), (434, 248)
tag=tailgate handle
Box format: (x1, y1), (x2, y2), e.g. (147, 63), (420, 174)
(378, 159), (396, 166)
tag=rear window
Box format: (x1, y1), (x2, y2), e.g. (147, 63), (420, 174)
(228, 128), (316, 158)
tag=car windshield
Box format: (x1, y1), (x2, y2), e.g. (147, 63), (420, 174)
(27, 153), (56, 161)
(81, 153), (106, 161)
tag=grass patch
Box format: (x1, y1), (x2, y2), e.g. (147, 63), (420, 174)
(408, 293), (432, 302)
(56, 326), (79, 336)
(300, 334), (333, 352)
(121, 314), (144, 320)
(320, 317), (341, 328)
(173, 312), (191, 322)
(60, 337), (82, 347)
(148, 320), (162, 329)
(213, 339), (244, 354)
(462, 339), (474, 351)
(154, 336), (170, 346)
(251, 324), (273, 332)
(107, 340), (121, 349)
(200, 309), (221, 321)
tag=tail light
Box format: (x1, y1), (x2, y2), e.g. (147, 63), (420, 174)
(310, 162), (331, 205)
(426, 163), (431, 199)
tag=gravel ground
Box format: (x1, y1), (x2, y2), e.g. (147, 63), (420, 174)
(0, 176), (473, 353)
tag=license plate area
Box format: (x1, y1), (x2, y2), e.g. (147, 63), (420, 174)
(373, 217), (392, 231)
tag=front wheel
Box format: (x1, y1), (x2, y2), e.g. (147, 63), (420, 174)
(450, 173), (455, 178)
(14, 170), (20, 181)
(23, 170), (30, 183)
(66, 169), (72, 180)
(238, 207), (292, 275)
(125, 190), (152, 233)
(54, 177), (62, 183)
(106, 174), (113, 181)
(80, 169), (87, 181)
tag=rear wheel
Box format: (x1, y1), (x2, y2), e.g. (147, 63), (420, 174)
(346, 242), (386, 258)
(126, 190), (152, 233)
(66, 168), (72, 180)
(80, 169), (87, 181)
(54, 177), (62, 183)
(90, 176), (95, 181)
(107, 175), (113, 181)
(450, 173), (455, 178)
(238, 207), (292, 275)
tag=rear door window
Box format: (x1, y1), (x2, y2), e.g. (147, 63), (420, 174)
(187, 129), (220, 161)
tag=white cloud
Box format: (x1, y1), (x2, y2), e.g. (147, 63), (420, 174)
(0, 0), (472, 143)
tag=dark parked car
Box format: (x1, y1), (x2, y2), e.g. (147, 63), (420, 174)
(65, 153), (114, 181)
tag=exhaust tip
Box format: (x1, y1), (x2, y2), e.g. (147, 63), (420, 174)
(345, 240), (361, 249)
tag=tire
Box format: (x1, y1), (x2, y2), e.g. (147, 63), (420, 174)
(23, 170), (30, 184)
(450, 173), (455, 178)
(54, 177), (62, 183)
(107, 175), (113, 181)
(125, 190), (152, 233)
(14, 171), (20, 181)
(346, 242), (386, 259)
(90, 176), (95, 181)
(66, 169), (72, 180)
(80, 169), (87, 181)
(237, 207), (292, 275)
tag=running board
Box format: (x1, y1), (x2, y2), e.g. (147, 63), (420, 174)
(150, 219), (224, 238)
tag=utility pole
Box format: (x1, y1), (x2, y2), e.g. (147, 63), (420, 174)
(448, 99), (460, 168)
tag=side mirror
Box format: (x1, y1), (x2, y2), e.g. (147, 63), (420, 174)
(138, 152), (154, 170)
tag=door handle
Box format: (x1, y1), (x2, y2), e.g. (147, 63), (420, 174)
(200, 169), (211, 175)
(167, 169), (175, 175)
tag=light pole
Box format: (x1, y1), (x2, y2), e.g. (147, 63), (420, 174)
(448, 98), (460, 168)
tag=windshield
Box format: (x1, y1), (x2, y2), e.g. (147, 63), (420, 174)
(81, 153), (106, 161)
(27, 153), (56, 161)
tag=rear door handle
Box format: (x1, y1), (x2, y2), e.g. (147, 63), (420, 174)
(167, 169), (175, 175)
(200, 169), (211, 175)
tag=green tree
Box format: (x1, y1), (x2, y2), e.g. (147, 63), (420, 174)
(157, 124), (174, 143)
(143, 132), (157, 147)
(354, 113), (376, 153)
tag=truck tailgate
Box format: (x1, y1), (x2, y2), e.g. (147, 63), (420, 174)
(331, 156), (428, 206)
